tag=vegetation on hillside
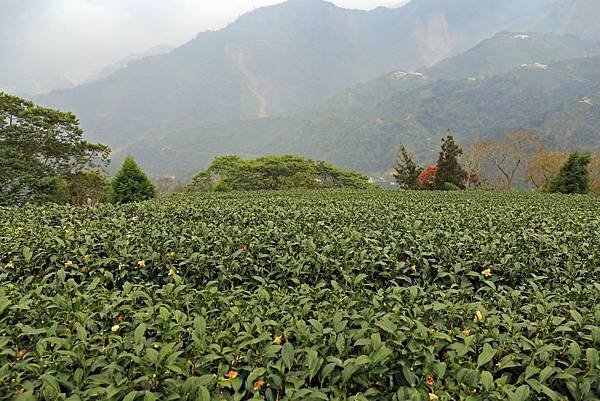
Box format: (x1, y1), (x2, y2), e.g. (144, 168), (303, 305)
(34, 1), (560, 149)
(1, 190), (598, 400)
(119, 54), (600, 176)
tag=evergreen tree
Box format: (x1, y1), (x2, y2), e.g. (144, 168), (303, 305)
(108, 156), (155, 204)
(434, 133), (465, 189)
(393, 145), (422, 189)
(546, 152), (591, 194)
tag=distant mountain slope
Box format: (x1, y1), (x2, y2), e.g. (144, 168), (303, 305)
(510, 0), (600, 42)
(85, 45), (174, 84)
(35, 0), (556, 147)
(424, 31), (600, 80)
(122, 54), (600, 176)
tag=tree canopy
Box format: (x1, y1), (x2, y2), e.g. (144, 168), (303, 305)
(0, 92), (110, 206)
(187, 155), (373, 192)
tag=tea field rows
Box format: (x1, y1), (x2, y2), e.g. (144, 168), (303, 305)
(1, 190), (599, 400)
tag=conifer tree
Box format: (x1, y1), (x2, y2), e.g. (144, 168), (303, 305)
(434, 133), (465, 189)
(393, 145), (422, 189)
(547, 152), (591, 194)
(108, 156), (155, 204)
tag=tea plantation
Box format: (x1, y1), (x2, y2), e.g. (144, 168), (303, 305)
(1, 190), (599, 401)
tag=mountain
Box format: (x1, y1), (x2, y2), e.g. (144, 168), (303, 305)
(424, 31), (600, 80)
(35, 0), (557, 147)
(85, 45), (174, 84)
(510, 0), (600, 42)
(118, 51), (600, 176)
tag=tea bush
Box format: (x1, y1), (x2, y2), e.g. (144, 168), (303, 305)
(1, 190), (599, 400)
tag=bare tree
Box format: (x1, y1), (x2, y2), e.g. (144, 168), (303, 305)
(156, 175), (176, 197)
(479, 131), (544, 190)
(462, 141), (490, 189)
(525, 149), (568, 190)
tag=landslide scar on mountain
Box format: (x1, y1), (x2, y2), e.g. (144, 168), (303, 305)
(421, 13), (459, 66)
(226, 44), (270, 118)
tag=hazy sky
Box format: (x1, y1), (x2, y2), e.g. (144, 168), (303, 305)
(1, 0), (404, 91)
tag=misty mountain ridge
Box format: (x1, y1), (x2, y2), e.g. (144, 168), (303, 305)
(509, 0), (600, 42)
(36, 0), (560, 147)
(84, 44), (175, 84)
(23, 0), (600, 178)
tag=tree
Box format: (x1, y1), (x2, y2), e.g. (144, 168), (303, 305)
(588, 153), (600, 195)
(419, 166), (438, 189)
(187, 155), (373, 191)
(314, 161), (372, 189)
(478, 131), (544, 190)
(462, 141), (489, 189)
(66, 171), (109, 205)
(434, 133), (465, 189)
(525, 149), (568, 190)
(393, 145), (422, 189)
(547, 152), (592, 194)
(156, 176), (177, 197)
(108, 157), (155, 204)
(0, 92), (110, 205)
(187, 171), (214, 192)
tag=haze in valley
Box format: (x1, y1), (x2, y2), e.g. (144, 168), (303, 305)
(1, 0), (404, 94)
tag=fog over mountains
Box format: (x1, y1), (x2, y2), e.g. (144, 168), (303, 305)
(12, 0), (600, 176)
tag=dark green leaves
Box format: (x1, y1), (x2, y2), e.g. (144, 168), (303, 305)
(282, 342), (295, 369)
(477, 343), (496, 367)
(0, 190), (598, 400)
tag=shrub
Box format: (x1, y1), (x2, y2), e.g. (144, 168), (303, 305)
(443, 182), (461, 191)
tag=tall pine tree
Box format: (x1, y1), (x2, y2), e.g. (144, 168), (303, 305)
(108, 156), (155, 204)
(434, 133), (465, 190)
(393, 145), (422, 189)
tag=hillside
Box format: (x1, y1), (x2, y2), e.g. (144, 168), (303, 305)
(424, 31), (600, 80)
(116, 42), (600, 176)
(84, 44), (174, 84)
(510, 0), (600, 42)
(35, 0), (556, 147)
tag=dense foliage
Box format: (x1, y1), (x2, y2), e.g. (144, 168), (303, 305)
(393, 146), (422, 190)
(433, 135), (465, 190)
(0, 93), (110, 206)
(108, 157), (156, 204)
(547, 152), (592, 194)
(187, 155), (373, 192)
(1, 190), (599, 400)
